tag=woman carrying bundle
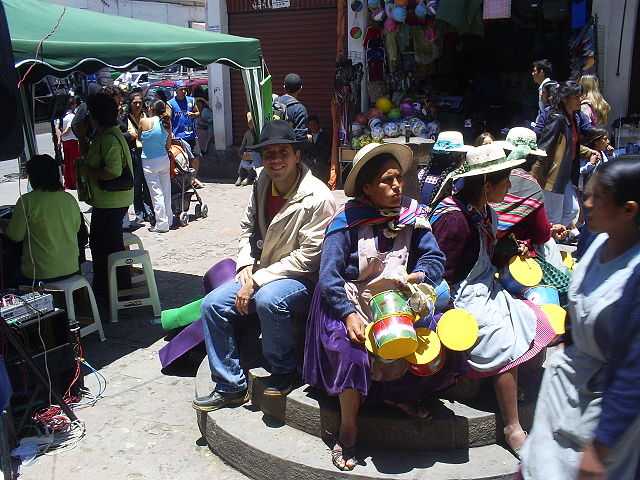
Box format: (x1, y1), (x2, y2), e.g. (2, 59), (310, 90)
(430, 143), (557, 457)
(304, 143), (459, 471)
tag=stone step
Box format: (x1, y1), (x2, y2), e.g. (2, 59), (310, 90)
(194, 390), (520, 480)
(196, 361), (538, 453)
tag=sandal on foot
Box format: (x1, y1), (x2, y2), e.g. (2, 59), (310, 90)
(331, 439), (357, 471)
(384, 400), (432, 419)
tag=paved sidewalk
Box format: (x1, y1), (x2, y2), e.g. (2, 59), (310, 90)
(9, 177), (255, 480)
(3, 151), (347, 479)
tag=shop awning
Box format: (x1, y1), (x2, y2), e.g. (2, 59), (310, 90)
(5, 0), (262, 83)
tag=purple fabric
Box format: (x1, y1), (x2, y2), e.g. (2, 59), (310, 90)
(303, 287), (467, 404)
(158, 319), (205, 368)
(159, 259), (237, 368)
(203, 258), (237, 293)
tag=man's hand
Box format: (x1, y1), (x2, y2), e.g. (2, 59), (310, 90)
(344, 313), (366, 344)
(577, 441), (608, 480)
(235, 280), (256, 315)
(235, 265), (254, 286)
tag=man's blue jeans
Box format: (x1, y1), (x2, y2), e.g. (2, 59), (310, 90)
(201, 277), (313, 393)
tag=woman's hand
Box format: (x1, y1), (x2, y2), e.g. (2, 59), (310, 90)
(577, 441), (608, 480)
(551, 224), (568, 241)
(344, 313), (366, 344)
(517, 241), (530, 258)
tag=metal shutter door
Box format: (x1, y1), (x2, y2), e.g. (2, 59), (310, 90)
(228, 5), (338, 144)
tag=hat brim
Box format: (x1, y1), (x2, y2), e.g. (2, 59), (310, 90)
(343, 143), (413, 197)
(248, 138), (308, 151)
(494, 141), (547, 157)
(432, 145), (473, 153)
(453, 158), (527, 179)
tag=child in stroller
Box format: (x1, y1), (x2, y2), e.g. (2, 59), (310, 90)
(169, 139), (208, 226)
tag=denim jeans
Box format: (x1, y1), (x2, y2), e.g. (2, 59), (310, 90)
(543, 182), (579, 227)
(201, 276), (313, 393)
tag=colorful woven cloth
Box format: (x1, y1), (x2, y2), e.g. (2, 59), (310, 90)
(431, 195), (495, 254)
(326, 197), (431, 238)
(491, 168), (544, 237)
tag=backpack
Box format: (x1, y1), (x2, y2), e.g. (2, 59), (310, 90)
(272, 96), (299, 125)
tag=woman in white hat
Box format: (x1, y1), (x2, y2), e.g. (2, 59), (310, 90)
(418, 131), (471, 207)
(304, 143), (460, 471)
(493, 127), (568, 270)
(431, 143), (558, 458)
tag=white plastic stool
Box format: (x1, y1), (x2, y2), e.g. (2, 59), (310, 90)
(107, 249), (161, 323)
(123, 232), (144, 250)
(49, 275), (106, 342)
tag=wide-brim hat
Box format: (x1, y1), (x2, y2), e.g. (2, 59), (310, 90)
(343, 143), (413, 197)
(249, 120), (308, 150)
(453, 143), (526, 179)
(432, 131), (473, 153)
(494, 127), (546, 157)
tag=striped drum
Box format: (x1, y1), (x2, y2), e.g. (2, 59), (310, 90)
(523, 285), (560, 306)
(370, 313), (417, 359)
(500, 256), (543, 295)
(405, 328), (446, 376)
(369, 290), (413, 322)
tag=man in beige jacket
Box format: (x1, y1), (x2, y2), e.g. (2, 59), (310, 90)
(193, 120), (336, 412)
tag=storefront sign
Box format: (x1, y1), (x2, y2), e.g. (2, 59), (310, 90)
(207, 25), (222, 33)
(272, 0), (290, 8)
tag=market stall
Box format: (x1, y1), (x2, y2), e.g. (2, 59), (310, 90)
(333, 0), (596, 185)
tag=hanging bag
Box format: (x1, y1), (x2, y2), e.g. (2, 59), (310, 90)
(98, 132), (134, 191)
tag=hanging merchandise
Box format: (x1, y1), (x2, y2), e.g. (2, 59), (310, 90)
(569, 17), (597, 79)
(350, 12), (363, 39)
(425, 25), (437, 42)
(571, 0), (587, 29)
(392, 6), (407, 22)
(483, 0), (512, 20)
(396, 0), (408, 7)
(384, 17), (399, 32)
(351, 0), (364, 12)
(366, 37), (386, 81)
(385, 1), (395, 19)
(415, 1), (427, 19)
(425, 0), (439, 16)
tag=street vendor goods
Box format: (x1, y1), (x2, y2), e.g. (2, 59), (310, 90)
(405, 328), (446, 376)
(436, 309), (479, 351)
(500, 256), (543, 295)
(371, 313), (418, 359)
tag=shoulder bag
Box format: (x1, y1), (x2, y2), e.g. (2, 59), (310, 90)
(98, 132), (134, 191)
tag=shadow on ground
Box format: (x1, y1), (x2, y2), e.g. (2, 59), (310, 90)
(79, 269), (206, 372)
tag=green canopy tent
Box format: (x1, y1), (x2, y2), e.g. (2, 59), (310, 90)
(4, 0), (269, 156)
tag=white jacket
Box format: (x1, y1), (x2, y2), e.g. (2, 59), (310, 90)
(236, 163), (336, 287)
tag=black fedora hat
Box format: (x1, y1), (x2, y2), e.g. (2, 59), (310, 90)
(248, 120), (308, 150)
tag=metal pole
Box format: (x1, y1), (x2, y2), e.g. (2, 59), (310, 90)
(616, 0), (628, 76)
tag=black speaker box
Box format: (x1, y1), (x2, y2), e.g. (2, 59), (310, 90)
(34, 76), (70, 124)
(0, 2), (24, 161)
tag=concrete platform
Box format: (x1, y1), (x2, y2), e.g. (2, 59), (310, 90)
(195, 361), (523, 479)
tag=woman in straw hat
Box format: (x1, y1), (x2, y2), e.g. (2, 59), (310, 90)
(520, 158), (640, 479)
(493, 127), (568, 271)
(430, 143), (558, 457)
(303, 143), (462, 471)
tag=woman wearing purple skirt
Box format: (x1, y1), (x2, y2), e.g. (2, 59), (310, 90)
(303, 143), (461, 471)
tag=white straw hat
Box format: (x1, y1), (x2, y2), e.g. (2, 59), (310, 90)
(432, 131), (473, 153)
(453, 143), (526, 179)
(494, 127), (547, 157)
(343, 143), (413, 197)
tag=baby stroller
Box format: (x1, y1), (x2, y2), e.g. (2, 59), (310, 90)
(169, 139), (208, 226)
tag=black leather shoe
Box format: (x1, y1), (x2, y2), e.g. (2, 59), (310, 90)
(192, 389), (249, 412)
(263, 372), (296, 397)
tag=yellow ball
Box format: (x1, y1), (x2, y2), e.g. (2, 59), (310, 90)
(375, 97), (393, 114)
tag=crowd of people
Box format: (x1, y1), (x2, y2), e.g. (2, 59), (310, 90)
(4, 62), (638, 479)
(189, 64), (638, 479)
